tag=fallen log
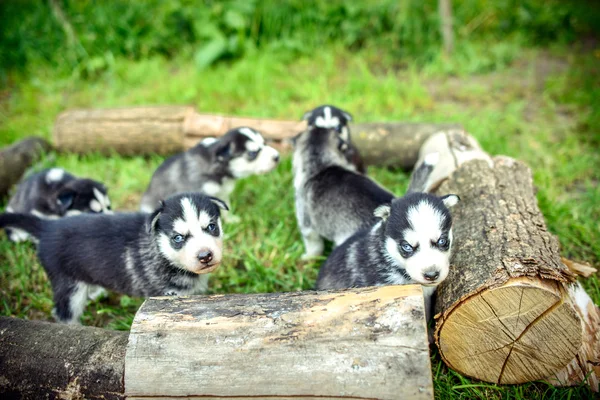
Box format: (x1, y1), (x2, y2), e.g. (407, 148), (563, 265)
(0, 137), (52, 197)
(52, 106), (460, 169)
(0, 316), (127, 399)
(125, 285), (433, 400)
(414, 131), (600, 388)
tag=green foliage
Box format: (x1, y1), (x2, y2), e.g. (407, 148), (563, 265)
(2, 0), (599, 78)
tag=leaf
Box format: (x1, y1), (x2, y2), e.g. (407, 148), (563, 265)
(224, 10), (246, 30)
(194, 34), (228, 69)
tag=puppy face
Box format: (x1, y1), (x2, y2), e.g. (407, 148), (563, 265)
(214, 127), (280, 179)
(53, 178), (112, 216)
(377, 193), (460, 286)
(154, 193), (228, 274)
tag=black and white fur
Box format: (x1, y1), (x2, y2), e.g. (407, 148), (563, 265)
(302, 104), (365, 173)
(0, 193), (228, 324)
(316, 192), (459, 318)
(292, 122), (440, 259)
(5, 168), (111, 242)
(140, 127), (280, 221)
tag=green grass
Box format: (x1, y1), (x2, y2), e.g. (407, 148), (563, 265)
(0, 41), (598, 398)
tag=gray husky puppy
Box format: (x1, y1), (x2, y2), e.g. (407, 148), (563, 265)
(140, 127), (280, 221)
(292, 116), (437, 259)
(5, 167), (111, 242)
(316, 192), (459, 318)
(0, 193), (228, 324)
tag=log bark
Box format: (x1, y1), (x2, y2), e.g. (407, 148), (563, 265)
(125, 285), (434, 400)
(0, 316), (127, 399)
(417, 138), (599, 387)
(52, 106), (460, 168)
(0, 137), (52, 197)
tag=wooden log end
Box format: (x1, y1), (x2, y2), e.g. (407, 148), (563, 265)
(435, 277), (583, 384)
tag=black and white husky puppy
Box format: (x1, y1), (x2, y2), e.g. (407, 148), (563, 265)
(316, 192), (459, 317)
(5, 168), (111, 242)
(0, 193), (228, 324)
(292, 121), (438, 259)
(140, 127), (280, 221)
(302, 104), (365, 173)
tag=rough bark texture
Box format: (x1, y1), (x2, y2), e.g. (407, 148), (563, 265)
(431, 156), (589, 385)
(125, 285), (433, 400)
(0, 316), (127, 399)
(52, 106), (460, 168)
(0, 137), (52, 197)
(53, 106), (193, 156)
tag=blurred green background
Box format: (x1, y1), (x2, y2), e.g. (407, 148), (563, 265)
(1, 1), (599, 398)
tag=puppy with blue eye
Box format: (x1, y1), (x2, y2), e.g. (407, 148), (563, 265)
(316, 192), (460, 319)
(0, 192), (228, 324)
(5, 167), (111, 242)
(140, 127), (280, 222)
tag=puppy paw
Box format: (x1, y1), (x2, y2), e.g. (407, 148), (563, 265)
(87, 287), (108, 301)
(301, 252), (321, 261)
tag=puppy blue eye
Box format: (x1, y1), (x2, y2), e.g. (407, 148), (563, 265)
(401, 243), (413, 253)
(247, 150), (260, 160)
(207, 223), (216, 232)
(172, 234), (184, 243)
(437, 238), (448, 246)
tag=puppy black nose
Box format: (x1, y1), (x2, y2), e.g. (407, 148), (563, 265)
(273, 154), (280, 162)
(423, 270), (440, 281)
(197, 251), (213, 264)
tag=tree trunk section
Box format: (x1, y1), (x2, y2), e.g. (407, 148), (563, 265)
(125, 285), (433, 399)
(439, 0), (454, 56)
(0, 137), (53, 197)
(425, 152), (598, 387)
(52, 106), (460, 169)
(0, 316), (127, 399)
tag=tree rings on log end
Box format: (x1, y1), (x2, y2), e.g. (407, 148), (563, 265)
(436, 277), (582, 384)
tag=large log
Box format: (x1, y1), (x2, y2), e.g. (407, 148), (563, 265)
(0, 316), (127, 399)
(125, 285), (434, 400)
(414, 132), (599, 388)
(52, 106), (460, 168)
(0, 137), (52, 197)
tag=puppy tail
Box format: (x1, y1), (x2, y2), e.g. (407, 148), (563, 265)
(406, 152), (439, 194)
(0, 213), (46, 239)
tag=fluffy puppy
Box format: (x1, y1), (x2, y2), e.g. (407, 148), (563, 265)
(0, 193), (228, 324)
(293, 122), (396, 259)
(5, 167), (111, 242)
(316, 192), (459, 318)
(302, 104), (365, 173)
(140, 127), (280, 220)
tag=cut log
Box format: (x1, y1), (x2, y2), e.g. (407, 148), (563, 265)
(413, 133), (599, 388)
(0, 316), (127, 399)
(52, 106), (460, 168)
(125, 285), (434, 400)
(0, 137), (52, 197)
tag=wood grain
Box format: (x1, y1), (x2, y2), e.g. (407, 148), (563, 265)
(125, 285), (434, 400)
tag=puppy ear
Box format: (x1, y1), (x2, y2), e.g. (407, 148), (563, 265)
(374, 204), (391, 221)
(302, 110), (313, 121)
(148, 201), (164, 233)
(342, 111), (353, 122)
(55, 189), (75, 215)
(209, 197), (229, 211)
(215, 142), (232, 161)
(441, 194), (460, 208)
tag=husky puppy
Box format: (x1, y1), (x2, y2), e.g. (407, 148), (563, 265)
(293, 124), (438, 259)
(316, 192), (459, 318)
(140, 127), (280, 220)
(0, 193), (228, 324)
(302, 104), (365, 173)
(5, 168), (111, 242)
